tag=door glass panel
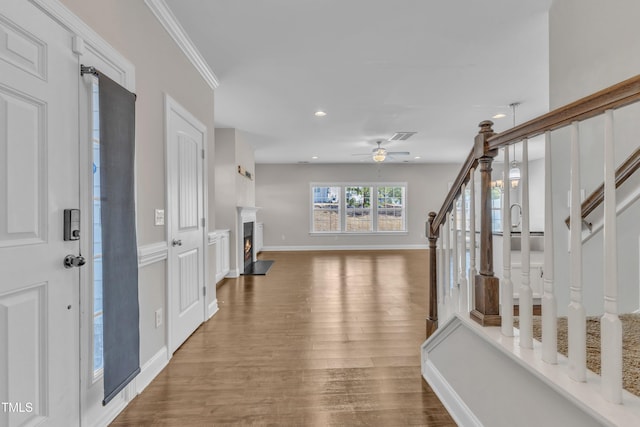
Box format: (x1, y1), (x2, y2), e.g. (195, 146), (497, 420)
(91, 80), (104, 378)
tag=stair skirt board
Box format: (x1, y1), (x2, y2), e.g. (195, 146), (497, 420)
(421, 315), (640, 427)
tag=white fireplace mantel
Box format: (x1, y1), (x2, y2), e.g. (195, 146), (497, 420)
(237, 206), (261, 224)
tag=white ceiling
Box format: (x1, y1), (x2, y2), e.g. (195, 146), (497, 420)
(164, 0), (551, 164)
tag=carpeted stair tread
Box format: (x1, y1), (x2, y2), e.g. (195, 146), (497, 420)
(514, 313), (640, 397)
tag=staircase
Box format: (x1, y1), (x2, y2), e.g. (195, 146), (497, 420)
(422, 75), (640, 426)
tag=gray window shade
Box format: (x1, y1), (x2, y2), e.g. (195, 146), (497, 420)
(97, 72), (140, 405)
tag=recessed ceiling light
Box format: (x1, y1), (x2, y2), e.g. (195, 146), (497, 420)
(314, 111), (327, 117)
(311, 156), (318, 159)
(414, 156), (421, 159)
(492, 113), (507, 119)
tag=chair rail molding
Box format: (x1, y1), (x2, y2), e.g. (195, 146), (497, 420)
(138, 241), (169, 267)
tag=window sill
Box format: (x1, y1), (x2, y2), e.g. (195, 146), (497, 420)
(309, 231), (409, 237)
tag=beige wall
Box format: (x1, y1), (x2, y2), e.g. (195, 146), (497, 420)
(549, 0), (640, 314)
(255, 163), (459, 249)
(214, 128), (256, 273)
(60, 0), (216, 363)
(550, 0), (640, 109)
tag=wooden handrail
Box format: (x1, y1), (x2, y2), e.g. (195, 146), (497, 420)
(431, 75), (640, 236)
(565, 145), (640, 228)
(488, 74), (640, 150)
(431, 148), (477, 234)
(426, 74), (640, 338)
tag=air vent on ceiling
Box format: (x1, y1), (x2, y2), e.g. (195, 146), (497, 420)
(389, 131), (417, 141)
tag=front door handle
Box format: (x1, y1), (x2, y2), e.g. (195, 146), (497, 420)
(64, 254), (86, 269)
(172, 239), (182, 247)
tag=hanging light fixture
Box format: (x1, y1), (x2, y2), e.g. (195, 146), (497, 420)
(372, 142), (387, 163)
(508, 102), (521, 187)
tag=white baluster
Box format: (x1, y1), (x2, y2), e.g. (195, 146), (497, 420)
(501, 146), (514, 337)
(452, 202), (460, 312)
(443, 213), (451, 320)
(542, 131), (558, 364)
(601, 109), (622, 403)
(469, 168), (477, 307)
(569, 121), (586, 382)
(460, 184), (468, 313)
(519, 138), (533, 349)
(438, 223), (445, 320)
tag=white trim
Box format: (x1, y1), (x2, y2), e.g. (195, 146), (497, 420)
(422, 359), (482, 427)
(423, 315), (640, 427)
(208, 231), (218, 245)
(262, 244), (428, 251)
(138, 242), (169, 267)
(135, 346), (170, 395)
(207, 299), (219, 319)
(30, 0), (135, 91)
(208, 229), (230, 245)
(226, 269), (240, 278)
(144, 0), (219, 89)
(84, 398), (128, 427)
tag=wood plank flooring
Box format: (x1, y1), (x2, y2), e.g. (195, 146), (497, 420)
(111, 250), (455, 426)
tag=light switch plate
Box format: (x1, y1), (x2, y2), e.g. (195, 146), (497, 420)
(155, 209), (165, 226)
(155, 308), (163, 328)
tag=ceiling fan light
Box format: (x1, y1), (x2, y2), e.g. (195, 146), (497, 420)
(373, 148), (387, 162)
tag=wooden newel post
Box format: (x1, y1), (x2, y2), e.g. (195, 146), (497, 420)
(426, 211), (439, 338)
(470, 121), (502, 326)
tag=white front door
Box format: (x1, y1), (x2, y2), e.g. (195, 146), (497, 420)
(0, 1), (80, 426)
(166, 95), (207, 354)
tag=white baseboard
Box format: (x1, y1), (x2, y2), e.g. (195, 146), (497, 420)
(226, 269), (239, 278)
(89, 395), (128, 427)
(208, 299), (219, 319)
(262, 244), (428, 251)
(422, 359), (482, 427)
(135, 346), (170, 395)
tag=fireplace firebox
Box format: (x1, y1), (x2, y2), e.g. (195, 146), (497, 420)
(243, 221), (254, 272)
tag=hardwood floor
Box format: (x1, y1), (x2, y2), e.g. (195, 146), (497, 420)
(111, 250), (455, 426)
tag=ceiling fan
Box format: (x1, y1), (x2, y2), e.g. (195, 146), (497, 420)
(352, 141), (411, 163)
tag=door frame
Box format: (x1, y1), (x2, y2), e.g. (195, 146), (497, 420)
(164, 93), (209, 355)
(27, 1), (136, 426)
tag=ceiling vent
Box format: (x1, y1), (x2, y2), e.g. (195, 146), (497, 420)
(389, 132), (417, 141)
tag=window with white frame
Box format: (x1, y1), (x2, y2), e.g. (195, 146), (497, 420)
(311, 183), (407, 233)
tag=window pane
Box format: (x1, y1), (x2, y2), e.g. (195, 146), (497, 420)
(93, 313), (104, 373)
(312, 186), (340, 232)
(377, 186), (405, 231)
(92, 80), (104, 377)
(346, 186), (372, 232)
(491, 185), (503, 232)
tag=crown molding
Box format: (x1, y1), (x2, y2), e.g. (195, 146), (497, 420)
(144, 0), (219, 89)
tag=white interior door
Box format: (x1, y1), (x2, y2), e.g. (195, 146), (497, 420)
(166, 95), (206, 354)
(0, 1), (80, 426)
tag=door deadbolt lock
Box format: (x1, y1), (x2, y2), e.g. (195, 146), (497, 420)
(64, 254), (86, 269)
(64, 209), (81, 241)
(172, 239), (183, 247)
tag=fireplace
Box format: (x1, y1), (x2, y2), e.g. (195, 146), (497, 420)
(237, 206), (273, 276)
(243, 221), (254, 272)
(237, 206), (260, 275)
